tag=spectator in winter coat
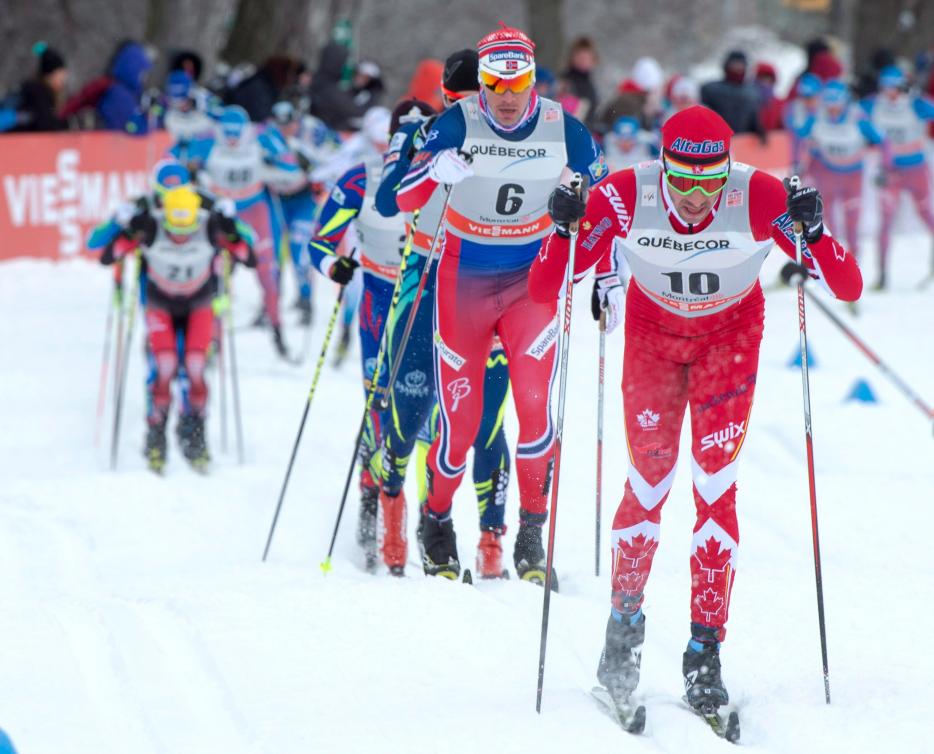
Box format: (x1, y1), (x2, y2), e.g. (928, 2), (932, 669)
(13, 42), (68, 132)
(351, 60), (385, 112)
(753, 62), (784, 131)
(700, 50), (763, 136)
(169, 50), (204, 83)
(227, 55), (303, 122)
(309, 42), (372, 131)
(561, 36), (600, 129)
(598, 56), (664, 135)
(97, 40), (154, 133)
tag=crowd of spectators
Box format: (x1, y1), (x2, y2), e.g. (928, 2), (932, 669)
(2, 31), (932, 146)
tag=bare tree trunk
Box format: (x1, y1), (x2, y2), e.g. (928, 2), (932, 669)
(222, 0), (316, 64)
(851, 0), (933, 73)
(525, 0), (565, 73)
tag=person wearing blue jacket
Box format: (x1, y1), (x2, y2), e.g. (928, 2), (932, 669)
(97, 40), (154, 134)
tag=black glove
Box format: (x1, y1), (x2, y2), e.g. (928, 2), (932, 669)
(783, 178), (824, 243)
(780, 260), (810, 287)
(591, 279), (602, 320)
(548, 184), (586, 238)
(329, 256), (359, 285)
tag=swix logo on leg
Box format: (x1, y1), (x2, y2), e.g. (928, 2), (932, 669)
(700, 420), (745, 452)
(447, 377), (471, 412)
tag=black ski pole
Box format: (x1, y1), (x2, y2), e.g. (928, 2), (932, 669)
(803, 287), (934, 423)
(110, 252), (141, 471)
(787, 175), (831, 704)
(263, 263), (351, 561)
(537, 174), (583, 713)
(320, 202), (436, 573)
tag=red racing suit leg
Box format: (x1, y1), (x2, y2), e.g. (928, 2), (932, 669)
(183, 304), (215, 416)
(610, 286), (763, 642)
(145, 305), (178, 424)
(427, 242), (558, 519)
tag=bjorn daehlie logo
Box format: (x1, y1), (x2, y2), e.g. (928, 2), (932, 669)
(447, 378), (471, 412)
(669, 137), (725, 155)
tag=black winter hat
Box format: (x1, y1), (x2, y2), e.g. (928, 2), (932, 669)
(34, 42), (65, 76)
(442, 49), (479, 94)
(390, 98), (435, 135)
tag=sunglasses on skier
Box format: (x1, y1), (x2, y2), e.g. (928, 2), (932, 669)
(479, 69), (535, 94)
(664, 168), (730, 197)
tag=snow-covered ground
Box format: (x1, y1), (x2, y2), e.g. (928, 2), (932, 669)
(0, 230), (932, 754)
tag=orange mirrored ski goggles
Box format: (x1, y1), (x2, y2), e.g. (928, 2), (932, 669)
(479, 69), (535, 94)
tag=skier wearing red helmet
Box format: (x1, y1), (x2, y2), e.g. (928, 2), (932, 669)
(530, 105), (861, 722)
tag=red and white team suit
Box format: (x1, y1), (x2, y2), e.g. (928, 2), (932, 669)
(530, 106), (862, 648)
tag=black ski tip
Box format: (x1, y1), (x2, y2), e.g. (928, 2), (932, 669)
(462, 568), (473, 584)
(726, 710), (740, 743)
(629, 704), (647, 735)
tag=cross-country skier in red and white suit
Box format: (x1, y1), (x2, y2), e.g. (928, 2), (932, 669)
(529, 105), (862, 713)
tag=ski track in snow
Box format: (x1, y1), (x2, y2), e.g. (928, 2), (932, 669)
(0, 234), (932, 753)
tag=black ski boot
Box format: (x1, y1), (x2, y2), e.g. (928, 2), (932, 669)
(597, 612), (645, 701)
(296, 297), (313, 326)
(356, 480), (379, 570)
(145, 416), (168, 473)
(272, 325), (290, 360)
(251, 307), (269, 328)
(333, 324), (351, 366)
(420, 509), (460, 579)
(513, 511), (553, 586)
(683, 629), (729, 713)
(177, 413), (210, 471)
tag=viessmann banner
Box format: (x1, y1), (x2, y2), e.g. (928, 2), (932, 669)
(0, 130), (790, 261)
(0, 131), (172, 260)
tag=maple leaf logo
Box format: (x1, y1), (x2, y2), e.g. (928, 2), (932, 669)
(694, 587), (725, 622)
(617, 533), (658, 569)
(636, 409), (660, 430)
(616, 569), (647, 594)
(693, 537), (732, 583)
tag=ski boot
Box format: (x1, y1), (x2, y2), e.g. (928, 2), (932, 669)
(296, 297), (313, 327)
(356, 473), (379, 571)
(476, 526), (508, 579)
(177, 413), (210, 471)
(377, 489), (407, 576)
(251, 306), (269, 328)
(872, 271), (887, 292)
(420, 509), (460, 579)
(333, 324), (351, 366)
(597, 611), (645, 701)
(682, 628), (729, 713)
(513, 511), (554, 587)
(272, 325), (290, 360)
(144, 416), (168, 473)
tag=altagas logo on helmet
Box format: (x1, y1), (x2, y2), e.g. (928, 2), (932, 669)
(669, 137), (725, 155)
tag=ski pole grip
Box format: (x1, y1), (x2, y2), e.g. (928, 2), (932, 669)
(787, 175), (804, 235)
(569, 172), (583, 235)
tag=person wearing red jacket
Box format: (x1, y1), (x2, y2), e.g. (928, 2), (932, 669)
(529, 105), (861, 714)
(102, 186), (255, 472)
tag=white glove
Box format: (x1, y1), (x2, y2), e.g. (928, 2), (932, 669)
(215, 198), (236, 218)
(427, 149), (474, 185)
(595, 274), (626, 334)
(114, 201), (136, 226)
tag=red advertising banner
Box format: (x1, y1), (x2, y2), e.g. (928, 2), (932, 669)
(1, 130), (172, 260)
(0, 129), (792, 262)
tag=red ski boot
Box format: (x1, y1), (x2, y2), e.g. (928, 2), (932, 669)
(476, 527), (508, 579)
(378, 490), (408, 576)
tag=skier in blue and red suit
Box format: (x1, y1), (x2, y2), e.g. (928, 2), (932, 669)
(396, 23), (606, 580)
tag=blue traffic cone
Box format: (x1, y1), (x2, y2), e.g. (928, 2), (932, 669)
(787, 344), (817, 368)
(845, 378), (878, 404)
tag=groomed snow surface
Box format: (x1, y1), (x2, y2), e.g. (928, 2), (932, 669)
(1, 232), (932, 754)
